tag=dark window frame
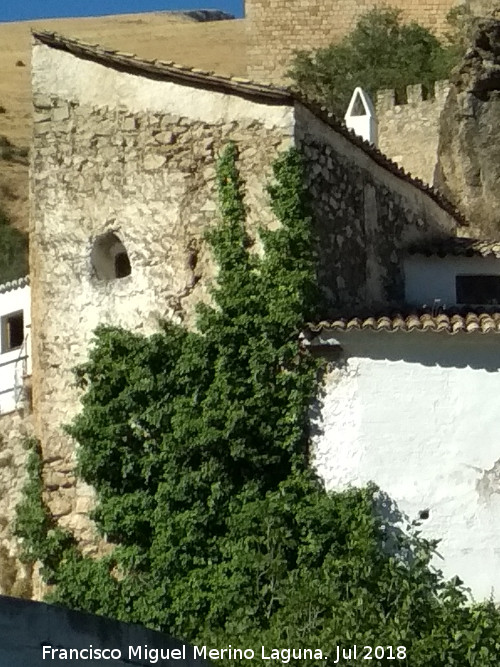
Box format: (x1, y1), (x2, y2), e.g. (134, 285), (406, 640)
(455, 274), (500, 305)
(1, 310), (24, 354)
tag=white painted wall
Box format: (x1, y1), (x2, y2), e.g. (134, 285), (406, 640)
(313, 330), (500, 601)
(0, 283), (31, 415)
(404, 255), (500, 307)
(32, 44), (295, 132)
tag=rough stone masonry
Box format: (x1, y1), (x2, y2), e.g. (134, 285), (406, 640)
(436, 17), (500, 238)
(25, 32), (459, 598)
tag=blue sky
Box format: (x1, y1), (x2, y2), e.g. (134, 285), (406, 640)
(0, 1), (244, 22)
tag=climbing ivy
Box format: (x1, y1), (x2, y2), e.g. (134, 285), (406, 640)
(16, 144), (500, 665)
(14, 438), (74, 582)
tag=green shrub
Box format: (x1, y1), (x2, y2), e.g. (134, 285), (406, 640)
(288, 7), (461, 116)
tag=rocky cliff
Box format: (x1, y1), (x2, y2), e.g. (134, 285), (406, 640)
(435, 18), (500, 236)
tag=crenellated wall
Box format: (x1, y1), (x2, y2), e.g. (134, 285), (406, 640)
(376, 81), (451, 185)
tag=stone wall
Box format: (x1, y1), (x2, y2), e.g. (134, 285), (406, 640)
(30, 42), (295, 556)
(245, 0), (459, 83)
(376, 81), (450, 186)
(0, 409), (34, 599)
(294, 103), (458, 316)
(435, 18), (500, 239)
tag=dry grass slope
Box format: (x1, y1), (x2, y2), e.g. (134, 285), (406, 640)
(0, 11), (247, 232)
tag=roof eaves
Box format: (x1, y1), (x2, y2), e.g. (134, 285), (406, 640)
(306, 311), (500, 335)
(32, 31), (294, 106)
(0, 276), (30, 294)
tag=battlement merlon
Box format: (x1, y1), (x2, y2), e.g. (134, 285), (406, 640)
(376, 80), (451, 111)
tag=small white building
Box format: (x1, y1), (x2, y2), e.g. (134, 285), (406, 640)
(309, 238), (500, 602)
(0, 277), (31, 415)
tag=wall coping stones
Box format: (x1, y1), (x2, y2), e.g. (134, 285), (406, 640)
(32, 30), (468, 229)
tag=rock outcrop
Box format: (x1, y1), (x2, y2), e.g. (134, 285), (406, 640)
(435, 18), (500, 236)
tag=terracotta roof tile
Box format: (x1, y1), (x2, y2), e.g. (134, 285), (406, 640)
(0, 276), (30, 294)
(408, 237), (500, 259)
(32, 30), (468, 228)
(307, 310), (500, 335)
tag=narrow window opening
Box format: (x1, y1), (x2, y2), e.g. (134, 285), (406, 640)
(91, 232), (132, 280)
(1, 311), (24, 353)
(456, 275), (500, 305)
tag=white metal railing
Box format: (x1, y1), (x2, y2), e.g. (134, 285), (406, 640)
(14, 331), (30, 408)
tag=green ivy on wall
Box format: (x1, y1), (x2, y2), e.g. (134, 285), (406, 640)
(15, 144), (500, 665)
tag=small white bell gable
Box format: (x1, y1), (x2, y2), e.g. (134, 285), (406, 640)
(344, 87), (378, 146)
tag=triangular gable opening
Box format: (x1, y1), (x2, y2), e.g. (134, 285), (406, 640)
(345, 87), (375, 120)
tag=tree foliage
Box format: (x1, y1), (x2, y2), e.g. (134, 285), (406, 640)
(288, 7), (460, 116)
(16, 144), (500, 665)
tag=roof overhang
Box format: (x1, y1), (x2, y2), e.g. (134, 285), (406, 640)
(303, 311), (500, 340)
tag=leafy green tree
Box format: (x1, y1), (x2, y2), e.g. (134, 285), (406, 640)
(16, 144), (500, 665)
(288, 7), (459, 116)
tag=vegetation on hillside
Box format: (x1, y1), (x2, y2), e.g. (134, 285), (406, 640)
(16, 144), (500, 665)
(287, 6), (471, 116)
(0, 134), (29, 282)
(0, 204), (28, 283)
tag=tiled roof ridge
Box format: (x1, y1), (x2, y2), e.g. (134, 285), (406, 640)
(307, 309), (500, 335)
(32, 30), (468, 228)
(0, 275), (30, 294)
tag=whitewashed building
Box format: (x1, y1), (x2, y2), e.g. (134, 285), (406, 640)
(309, 238), (500, 601)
